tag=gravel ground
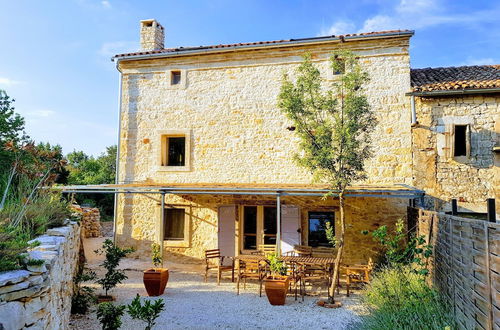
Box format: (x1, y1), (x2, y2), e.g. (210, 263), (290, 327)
(70, 237), (365, 329)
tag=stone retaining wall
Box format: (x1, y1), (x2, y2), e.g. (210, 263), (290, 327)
(71, 205), (101, 238)
(0, 221), (81, 330)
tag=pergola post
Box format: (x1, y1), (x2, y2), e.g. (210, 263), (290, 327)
(276, 192), (281, 255)
(160, 190), (166, 267)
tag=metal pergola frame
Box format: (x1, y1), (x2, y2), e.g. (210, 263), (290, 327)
(56, 183), (425, 258)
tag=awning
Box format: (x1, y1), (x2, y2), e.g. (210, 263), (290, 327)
(55, 182), (425, 199)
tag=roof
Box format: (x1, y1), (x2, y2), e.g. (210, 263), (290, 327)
(410, 65), (500, 93)
(56, 182), (424, 198)
(113, 30), (413, 60)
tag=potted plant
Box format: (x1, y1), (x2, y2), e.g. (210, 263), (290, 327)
(127, 294), (165, 330)
(94, 239), (134, 302)
(96, 302), (126, 330)
(264, 253), (290, 305)
(143, 242), (169, 296)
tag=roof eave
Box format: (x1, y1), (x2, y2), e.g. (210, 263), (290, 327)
(111, 30), (414, 63)
(406, 87), (500, 97)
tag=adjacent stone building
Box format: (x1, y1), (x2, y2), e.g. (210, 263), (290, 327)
(110, 19), (498, 261)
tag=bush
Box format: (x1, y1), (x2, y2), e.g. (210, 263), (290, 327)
(96, 302), (126, 330)
(360, 266), (455, 330)
(95, 239), (134, 297)
(127, 294), (165, 330)
(71, 269), (97, 315)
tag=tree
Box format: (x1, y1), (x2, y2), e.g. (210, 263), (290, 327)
(127, 294), (165, 330)
(278, 50), (377, 303)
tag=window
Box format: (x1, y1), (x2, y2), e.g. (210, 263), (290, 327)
(454, 125), (468, 157)
(166, 137), (185, 166)
(308, 212), (335, 247)
(171, 71), (181, 85)
(243, 206), (257, 250)
(164, 208), (185, 240)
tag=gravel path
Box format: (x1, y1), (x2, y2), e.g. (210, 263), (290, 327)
(70, 238), (365, 329)
(70, 270), (364, 330)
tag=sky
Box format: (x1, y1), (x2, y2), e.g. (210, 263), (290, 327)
(0, 0), (499, 156)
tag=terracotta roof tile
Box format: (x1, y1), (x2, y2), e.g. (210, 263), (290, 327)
(411, 65), (500, 92)
(113, 30), (413, 59)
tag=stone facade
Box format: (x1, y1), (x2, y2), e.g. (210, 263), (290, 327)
(114, 32), (414, 261)
(412, 94), (500, 214)
(0, 222), (81, 330)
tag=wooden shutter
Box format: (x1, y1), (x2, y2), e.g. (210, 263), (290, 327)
(466, 124), (471, 158)
(280, 205), (300, 255)
(445, 123), (454, 159)
(218, 205), (236, 263)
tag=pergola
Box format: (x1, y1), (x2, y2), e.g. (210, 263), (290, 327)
(57, 183), (425, 255)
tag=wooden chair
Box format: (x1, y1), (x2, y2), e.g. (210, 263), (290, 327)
(311, 246), (336, 257)
(283, 261), (305, 301)
(236, 259), (267, 296)
(204, 249), (234, 285)
(285, 245), (313, 257)
(301, 262), (332, 298)
(345, 258), (374, 296)
(251, 244), (276, 256)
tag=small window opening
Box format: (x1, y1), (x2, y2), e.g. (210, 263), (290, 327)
(165, 136), (185, 166)
(164, 208), (185, 240)
(171, 71), (181, 85)
(454, 125), (467, 157)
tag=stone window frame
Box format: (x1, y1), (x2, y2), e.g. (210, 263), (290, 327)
(160, 205), (191, 248)
(157, 129), (191, 172)
(444, 119), (473, 161)
(166, 69), (187, 89)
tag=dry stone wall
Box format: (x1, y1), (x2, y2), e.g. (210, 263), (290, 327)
(0, 222), (81, 330)
(71, 205), (101, 238)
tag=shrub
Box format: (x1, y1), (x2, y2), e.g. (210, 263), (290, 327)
(127, 294), (165, 330)
(268, 253), (287, 277)
(96, 302), (126, 330)
(360, 265), (455, 330)
(95, 239), (134, 297)
(71, 269), (97, 315)
(151, 242), (162, 269)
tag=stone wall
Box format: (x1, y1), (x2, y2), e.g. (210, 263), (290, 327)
(412, 94), (500, 214)
(72, 205), (101, 238)
(0, 222), (81, 330)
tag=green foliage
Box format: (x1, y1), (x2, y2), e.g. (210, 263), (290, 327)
(96, 302), (126, 330)
(95, 239), (134, 296)
(268, 253), (287, 276)
(71, 269), (97, 315)
(277, 51), (376, 191)
(127, 294), (165, 330)
(151, 242), (162, 268)
(371, 219), (432, 275)
(25, 258), (44, 266)
(0, 90), (27, 175)
(325, 221), (337, 247)
(361, 266), (455, 330)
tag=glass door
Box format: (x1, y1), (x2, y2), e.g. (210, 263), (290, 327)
(263, 207), (277, 245)
(242, 206), (257, 251)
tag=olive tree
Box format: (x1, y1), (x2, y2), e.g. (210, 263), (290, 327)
(278, 50), (376, 303)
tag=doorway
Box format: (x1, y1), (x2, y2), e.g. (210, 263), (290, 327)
(241, 205), (277, 253)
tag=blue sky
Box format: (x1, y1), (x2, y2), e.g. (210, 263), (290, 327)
(1, 0), (499, 156)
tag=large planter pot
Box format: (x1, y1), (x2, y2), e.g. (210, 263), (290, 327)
(97, 295), (115, 303)
(143, 268), (169, 296)
(264, 275), (290, 305)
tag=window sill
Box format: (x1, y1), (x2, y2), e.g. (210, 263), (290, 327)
(164, 239), (189, 248)
(156, 165), (191, 172)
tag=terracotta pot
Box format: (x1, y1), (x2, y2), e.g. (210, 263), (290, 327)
(97, 295), (115, 303)
(264, 275), (290, 305)
(143, 268), (169, 296)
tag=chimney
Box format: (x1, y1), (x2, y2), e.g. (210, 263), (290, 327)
(140, 19), (164, 51)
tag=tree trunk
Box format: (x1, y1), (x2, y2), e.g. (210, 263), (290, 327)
(328, 192), (345, 303)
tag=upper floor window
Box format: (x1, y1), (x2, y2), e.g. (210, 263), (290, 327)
(171, 71), (181, 85)
(158, 130), (191, 171)
(454, 125), (468, 157)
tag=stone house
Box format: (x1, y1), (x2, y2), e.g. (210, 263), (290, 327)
(110, 19), (498, 261)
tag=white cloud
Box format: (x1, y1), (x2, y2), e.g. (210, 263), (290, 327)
(27, 109), (56, 118)
(461, 57), (497, 66)
(321, 0), (500, 35)
(101, 0), (111, 9)
(0, 77), (22, 86)
(99, 41), (138, 58)
(319, 20), (356, 36)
